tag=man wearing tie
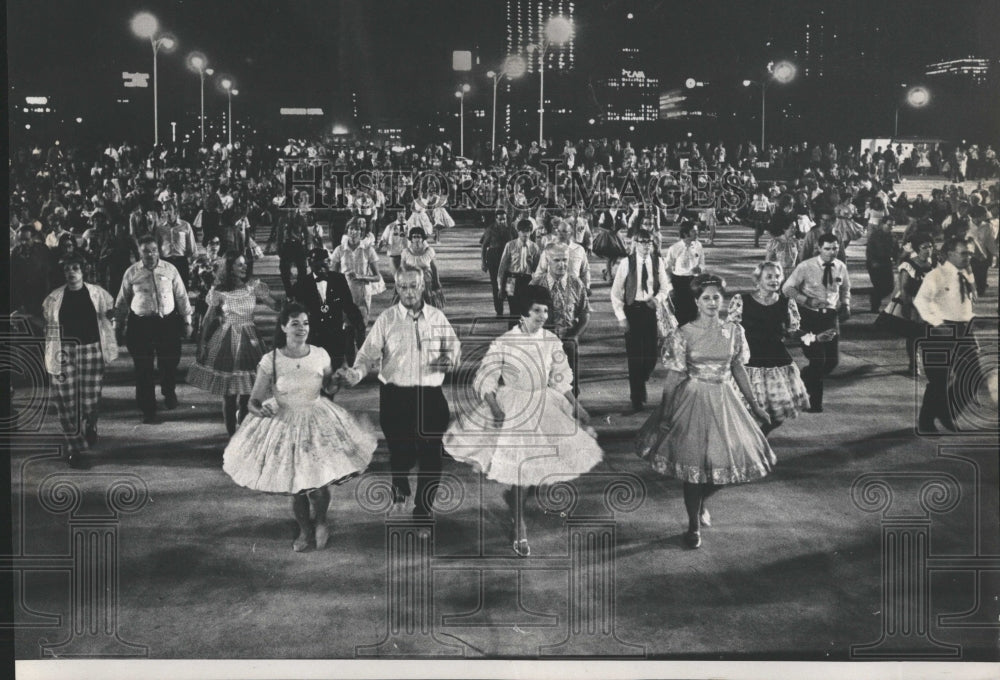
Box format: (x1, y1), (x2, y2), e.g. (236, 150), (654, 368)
(498, 219), (541, 320)
(782, 233), (851, 413)
(115, 235), (193, 423)
(533, 218), (592, 295)
(533, 243), (590, 396)
(913, 238), (982, 433)
(289, 248), (365, 370)
(611, 229), (672, 414)
(336, 267), (461, 517)
(663, 221), (704, 325)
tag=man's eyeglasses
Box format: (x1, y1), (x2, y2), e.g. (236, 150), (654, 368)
(636, 240), (653, 246)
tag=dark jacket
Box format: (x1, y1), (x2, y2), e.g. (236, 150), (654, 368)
(289, 271), (365, 361)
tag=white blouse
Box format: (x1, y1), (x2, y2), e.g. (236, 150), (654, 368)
(474, 325), (573, 398)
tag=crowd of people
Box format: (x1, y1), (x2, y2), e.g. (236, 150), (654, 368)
(10, 131), (998, 552)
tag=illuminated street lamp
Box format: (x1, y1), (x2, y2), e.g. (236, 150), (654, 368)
(743, 60), (796, 150)
(219, 77), (239, 147)
(895, 85), (930, 138)
(187, 52), (211, 144)
(528, 15), (573, 147)
(455, 83), (471, 157)
(131, 12), (176, 146)
(486, 55), (527, 156)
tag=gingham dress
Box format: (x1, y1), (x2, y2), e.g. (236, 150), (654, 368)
(187, 280), (270, 396)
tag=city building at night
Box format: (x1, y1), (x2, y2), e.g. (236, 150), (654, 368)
(926, 57), (991, 85)
(595, 48), (659, 125)
(503, 0), (576, 143)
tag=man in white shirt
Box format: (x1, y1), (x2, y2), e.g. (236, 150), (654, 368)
(663, 221), (704, 325)
(114, 236), (193, 423)
(913, 238), (982, 433)
(533, 218), (591, 293)
(610, 229), (672, 414)
(782, 233), (851, 413)
(337, 267), (461, 517)
(155, 202), (197, 286)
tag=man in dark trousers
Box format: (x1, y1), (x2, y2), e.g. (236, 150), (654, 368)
(498, 219), (541, 321)
(610, 228), (672, 415)
(115, 235), (193, 423)
(782, 233), (851, 413)
(337, 266), (461, 517)
(913, 237), (982, 433)
(481, 210), (517, 316)
(289, 248), (365, 371)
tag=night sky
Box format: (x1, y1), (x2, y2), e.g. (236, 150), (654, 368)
(8, 0), (1000, 132)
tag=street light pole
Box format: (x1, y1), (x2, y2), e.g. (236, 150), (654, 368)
(220, 78), (237, 147)
(200, 70), (205, 143)
(534, 16), (572, 150)
(188, 54), (211, 145)
(459, 91), (465, 156)
(131, 13), (175, 147)
(490, 73), (500, 155)
(486, 57), (525, 161)
(455, 83), (470, 157)
(153, 42), (160, 145)
(538, 43), (547, 147)
(744, 61), (796, 155)
(760, 82), (766, 150)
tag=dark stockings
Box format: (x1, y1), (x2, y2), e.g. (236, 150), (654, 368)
(683, 482), (720, 533)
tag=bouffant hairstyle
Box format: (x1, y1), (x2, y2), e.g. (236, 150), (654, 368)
(689, 273), (726, 298)
(520, 284), (553, 317)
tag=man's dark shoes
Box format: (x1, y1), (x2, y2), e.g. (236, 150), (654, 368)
(622, 403), (645, 416)
(66, 453), (91, 470)
(163, 393), (179, 410)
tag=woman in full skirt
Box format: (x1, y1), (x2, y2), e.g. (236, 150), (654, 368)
(445, 285), (601, 557)
(727, 261), (810, 433)
(188, 251), (279, 434)
(224, 302), (377, 552)
(637, 274), (774, 549)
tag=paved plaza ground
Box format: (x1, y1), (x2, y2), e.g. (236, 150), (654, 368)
(8, 180), (999, 662)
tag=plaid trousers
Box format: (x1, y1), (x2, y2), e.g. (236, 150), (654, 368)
(51, 342), (105, 454)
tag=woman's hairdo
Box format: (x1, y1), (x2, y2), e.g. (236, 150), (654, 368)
(520, 284), (553, 316)
(59, 252), (86, 268)
(278, 301), (309, 327)
(408, 226), (426, 239)
(752, 261), (783, 282)
(690, 273), (726, 297)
